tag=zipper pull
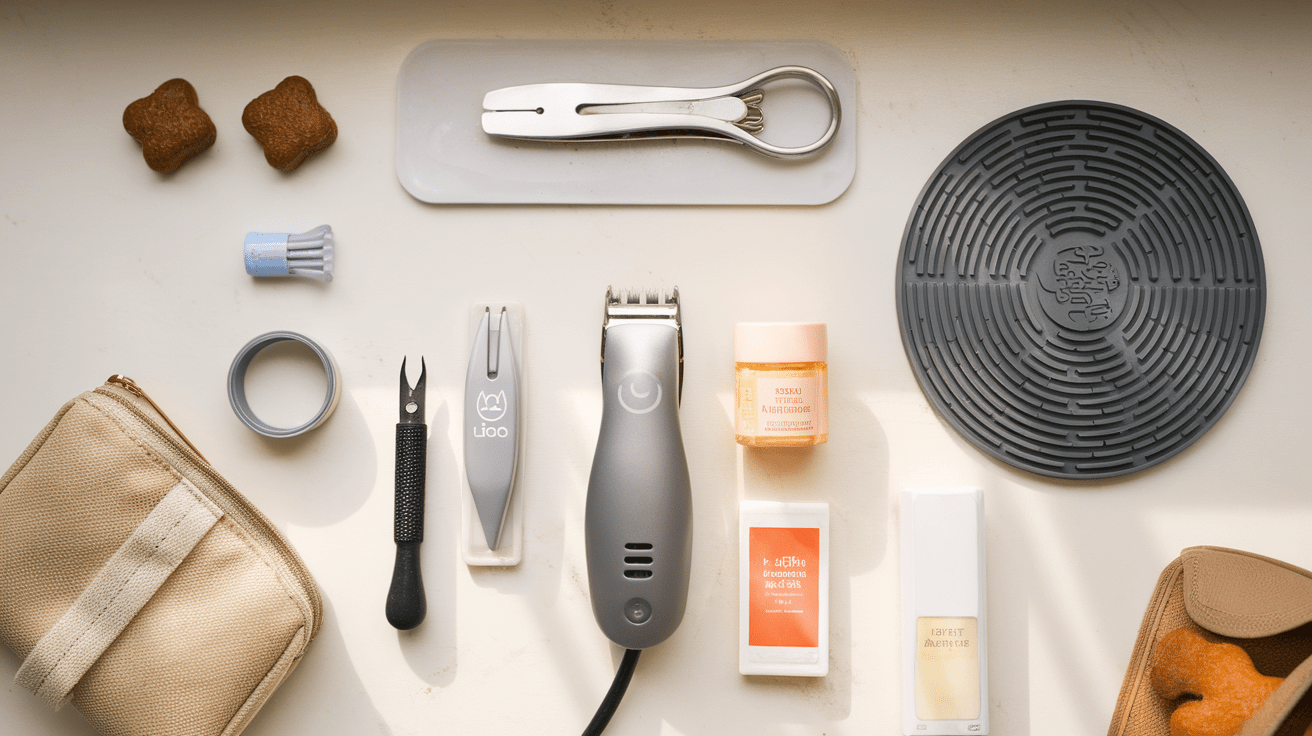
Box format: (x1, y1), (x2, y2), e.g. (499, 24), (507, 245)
(106, 375), (210, 464)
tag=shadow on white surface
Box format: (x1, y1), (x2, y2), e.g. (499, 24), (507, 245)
(982, 489), (1033, 736)
(244, 596), (392, 736)
(238, 389), (378, 528)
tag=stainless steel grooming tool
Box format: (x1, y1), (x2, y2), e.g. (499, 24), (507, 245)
(586, 287), (692, 650)
(464, 307), (520, 551)
(482, 66), (841, 159)
(386, 357), (427, 630)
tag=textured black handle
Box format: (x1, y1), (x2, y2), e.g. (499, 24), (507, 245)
(386, 542), (426, 630)
(387, 423), (427, 629)
(394, 423), (426, 542)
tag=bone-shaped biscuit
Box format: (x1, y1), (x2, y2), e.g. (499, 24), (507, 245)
(1151, 628), (1284, 736)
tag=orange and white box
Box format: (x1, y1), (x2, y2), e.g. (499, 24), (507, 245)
(739, 501), (829, 676)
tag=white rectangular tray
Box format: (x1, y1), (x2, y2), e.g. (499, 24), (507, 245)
(396, 39), (856, 205)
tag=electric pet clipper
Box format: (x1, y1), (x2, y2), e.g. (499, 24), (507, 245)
(586, 287), (692, 650)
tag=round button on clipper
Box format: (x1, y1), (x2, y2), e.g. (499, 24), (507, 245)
(624, 598), (652, 625)
(228, 331), (341, 438)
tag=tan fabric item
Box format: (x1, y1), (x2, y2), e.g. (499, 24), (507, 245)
(1240, 656), (1312, 736)
(1183, 547), (1312, 639)
(1109, 547), (1312, 736)
(0, 380), (321, 736)
(16, 481), (222, 708)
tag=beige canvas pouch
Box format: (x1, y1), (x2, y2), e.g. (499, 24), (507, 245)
(1109, 546), (1312, 736)
(0, 376), (321, 736)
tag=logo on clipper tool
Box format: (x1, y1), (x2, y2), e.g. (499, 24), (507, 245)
(475, 390), (508, 422)
(618, 371), (662, 415)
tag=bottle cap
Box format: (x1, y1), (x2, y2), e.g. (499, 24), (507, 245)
(734, 322), (827, 364)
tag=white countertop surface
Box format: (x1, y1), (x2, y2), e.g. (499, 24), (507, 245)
(2, 1), (1310, 734)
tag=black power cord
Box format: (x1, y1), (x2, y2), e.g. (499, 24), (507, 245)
(581, 648), (641, 736)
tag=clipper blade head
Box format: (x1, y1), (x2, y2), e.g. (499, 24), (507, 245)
(605, 285), (679, 316)
(601, 285), (682, 401)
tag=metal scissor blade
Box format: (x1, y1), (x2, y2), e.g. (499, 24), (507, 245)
(399, 357), (426, 424)
(485, 110), (744, 142)
(481, 84), (549, 112)
(481, 110), (540, 137)
(483, 81), (749, 139)
(484, 81), (727, 111)
(468, 309), (491, 376)
(579, 96), (748, 121)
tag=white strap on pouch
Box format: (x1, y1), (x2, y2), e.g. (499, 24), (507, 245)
(15, 481), (222, 708)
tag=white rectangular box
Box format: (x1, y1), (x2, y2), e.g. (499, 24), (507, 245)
(739, 502), (829, 677)
(900, 488), (988, 735)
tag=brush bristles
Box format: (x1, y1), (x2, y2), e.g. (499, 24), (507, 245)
(287, 225), (333, 282)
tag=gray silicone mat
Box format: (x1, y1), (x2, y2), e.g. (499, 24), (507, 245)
(896, 101), (1266, 479)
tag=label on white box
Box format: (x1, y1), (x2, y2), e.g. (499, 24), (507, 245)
(739, 502), (828, 677)
(900, 488), (988, 735)
(916, 616), (980, 720)
(748, 526), (820, 648)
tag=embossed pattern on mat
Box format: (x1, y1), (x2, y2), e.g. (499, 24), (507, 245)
(896, 101), (1265, 479)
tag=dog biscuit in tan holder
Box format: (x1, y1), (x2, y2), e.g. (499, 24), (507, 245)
(1109, 547), (1312, 736)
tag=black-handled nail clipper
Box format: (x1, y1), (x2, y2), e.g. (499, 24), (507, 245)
(586, 287), (692, 650)
(387, 357), (427, 630)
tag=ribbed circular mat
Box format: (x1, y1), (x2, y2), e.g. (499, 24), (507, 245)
(897, 101), (1265, 479)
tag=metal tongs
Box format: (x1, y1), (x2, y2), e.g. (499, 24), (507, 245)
(482, 65), (841, 159)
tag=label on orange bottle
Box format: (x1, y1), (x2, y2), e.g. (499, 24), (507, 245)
(753, 375), (823, 436)
(748, 527), (820, 647)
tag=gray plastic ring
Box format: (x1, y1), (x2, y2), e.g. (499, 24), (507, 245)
(228, 331), (342, 438)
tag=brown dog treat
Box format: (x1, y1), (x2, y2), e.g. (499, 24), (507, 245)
(242, 76), (337, 172)
(122, 79), (217, 174)
(1150, 628), (1284, 736)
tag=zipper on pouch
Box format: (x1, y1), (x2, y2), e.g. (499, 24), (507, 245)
(94, 375), (322, 636)
(106, 375), (210, 463)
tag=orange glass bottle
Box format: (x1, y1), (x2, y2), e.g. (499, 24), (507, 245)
(734, 323), (828, 447)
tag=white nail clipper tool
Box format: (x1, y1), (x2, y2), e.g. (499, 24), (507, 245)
(580, 287), (692, 734)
